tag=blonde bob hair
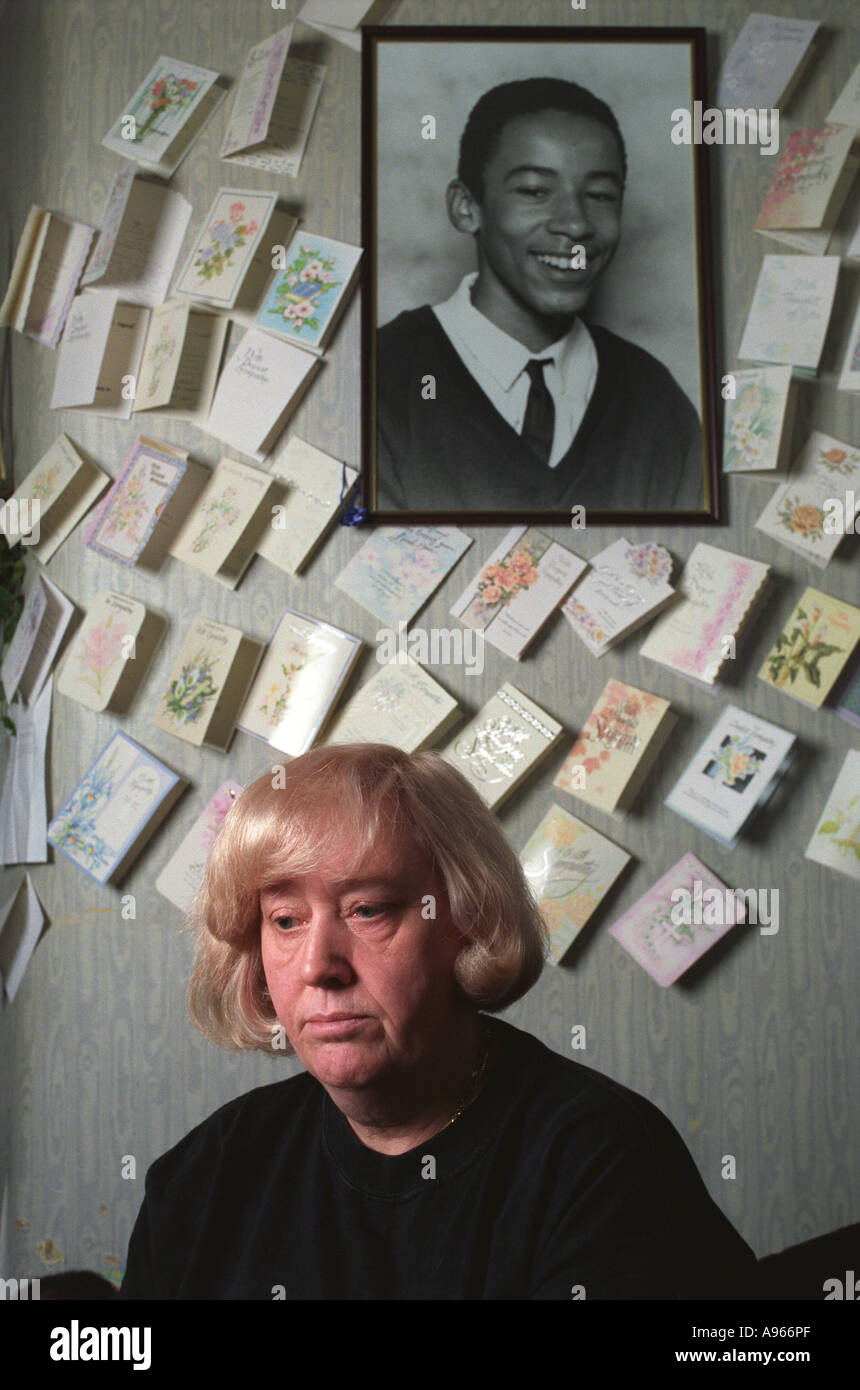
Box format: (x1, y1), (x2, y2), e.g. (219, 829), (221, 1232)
(187, 742), (549, 1052)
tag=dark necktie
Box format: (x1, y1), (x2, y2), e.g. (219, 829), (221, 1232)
(521, 359), (555, 465)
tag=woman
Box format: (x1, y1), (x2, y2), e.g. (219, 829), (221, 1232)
(119, 743), (756, 1300)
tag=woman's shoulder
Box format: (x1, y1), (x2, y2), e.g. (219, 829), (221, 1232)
(145, 1070), (319, 1193)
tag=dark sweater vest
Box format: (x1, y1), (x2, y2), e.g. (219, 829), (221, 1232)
(375, 307), (705, 514)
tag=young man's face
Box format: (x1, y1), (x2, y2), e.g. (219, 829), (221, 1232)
(463, 109), (624, 344)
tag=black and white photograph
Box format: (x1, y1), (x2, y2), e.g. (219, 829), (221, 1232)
(363, 27), (719, 521)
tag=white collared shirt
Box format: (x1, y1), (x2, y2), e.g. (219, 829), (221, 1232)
(432, 272), (598, 467)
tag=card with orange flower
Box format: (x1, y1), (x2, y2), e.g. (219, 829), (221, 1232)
(758, 587), (860, 708)
(554, 680), (675, 816)
(754, 430), (860, 567)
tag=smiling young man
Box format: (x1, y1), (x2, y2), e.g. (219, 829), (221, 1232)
(375, 78), (705, 514)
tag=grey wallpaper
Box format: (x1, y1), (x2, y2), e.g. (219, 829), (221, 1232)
(0, 0), (858, 1294)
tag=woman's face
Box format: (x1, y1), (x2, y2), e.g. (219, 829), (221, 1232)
(259, 829), (467, 1095)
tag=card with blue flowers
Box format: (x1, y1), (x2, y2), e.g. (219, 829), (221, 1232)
(255, 229), (362, 354)
(175, 189), (279, 310)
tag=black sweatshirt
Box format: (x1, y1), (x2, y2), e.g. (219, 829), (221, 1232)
(118, 1017), (756, 1300)
(374, 309), (705, 514)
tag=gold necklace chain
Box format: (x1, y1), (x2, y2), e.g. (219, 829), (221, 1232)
(445, 1022), (493, 1129)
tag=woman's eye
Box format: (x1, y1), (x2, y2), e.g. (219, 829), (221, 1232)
(351, 903), (389, 920)
(273, 915), (296, 931)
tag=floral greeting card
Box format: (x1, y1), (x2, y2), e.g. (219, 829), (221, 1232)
(450, 526), (586, 660)
(49, 290), (149, 419)
(102, 56), (225, 177)
(608, 853), (746, 987)
(562, 538), (674, 655)
(441, 683), (564, 812)
(722, 367), (795, 474)
(48, 732), (184, 886)
(738, 255), (840, 375)
(553, 681), (675, 817)
(205, 328), (319, 462)
(716, 13), (818, 109)
(640, 543), (770, 686)
(0, 435), (109, 564)
(754, 431), (860, 567)
(169, 455), (277, 588)
(153, 618), (263, 751)
(84, 437), (198, 569)
(156, 781), (244, 912)
(57, 590), (165, 715)
(132, 299), (228, 423)
(758, 587), (860, 708)
(323, 656), (460, 754)
(82, 170), (192, 308)
(665, 705), (796, 848)
(0, 205), (95, 348)
(256, 436), (358, 576)
(753, 126), (856, 242)
(805, 751), (860, 883)
(520, 804), (631, 964)
(175, 190), (279, 310)
(255, 229), (362, 354)
(335, 526), (473, 626)
(0, 572), (75, 707)
(221, 26), (326, 178)
(237, 609), (362, 756)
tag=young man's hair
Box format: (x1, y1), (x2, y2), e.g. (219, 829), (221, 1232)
(457, 77), (627, 202)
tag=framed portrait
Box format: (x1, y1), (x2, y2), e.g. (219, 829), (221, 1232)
(361, 26), (719, 525)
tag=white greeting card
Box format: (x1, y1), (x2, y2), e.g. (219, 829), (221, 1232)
(156, 781), (244, 912)
(169, 455), (278, 588)
(298, 0), (396, 51)
(221, 26), (326, 178)
(50, 290), (149, 420)
(838, 298), (860, 393)
(174, 189), (295, 313)
(237, 608), (362, 756)
(132, 299), (228, 423)
(256, 436), (357, 575)
(102, 56), (225, 177)
(520, 803), (631, 964)
(827, 60), (860, 131)
(48, 732), (185, 885)
(738, 255), (840, 375)
(441, 682), (564, 811)
(805, 751), (860, 882)
(323, 655), (460, 753)
(0, 435), (109, 564)
(450, 526), (586, 660)
(640, 543), (770, 687)
(716, 14), (819, 110)
(0, 205), (95, 348)
(335, 525), (473, 626)
(753, 127), (857, 257)
(57, 589), (166, 714)
(154, 617), (264, 751)
(205, 328), (320, 462)
(1, 571), (74, 706)
(754, 430), (860, 568)
(84, 437), (206, 574)
(0, 875), (46, 1002)
(562, 539), (674, 655)
(82, 169), (192, 308)
(722, 367), (796, 474)
(665, 704), (795, 849)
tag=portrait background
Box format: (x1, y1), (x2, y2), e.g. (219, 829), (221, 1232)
(0, 0), (858, 1292)
(376, 38), (704, 411)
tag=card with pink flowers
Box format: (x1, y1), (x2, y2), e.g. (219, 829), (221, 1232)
(56, 589), (166, 715)
(561, 538), (674, 655)
(520, 803), (631, 965)
(169, 456), (278, 589)
(102, 56), (226, 178)
(450, 526), (586, 660)
(608, 853), (746, 987)
(553, 680), (675, 817)
(156, 781), (244, 912)
(335, 525), (473, 626)
(0, 435), (109, 565)
(754, 430), (860, 567)
(753, 126), (857, 255)
(255, 229), (362, 355)
(174, 190), (286, 311)
(84, 437), (207, 573)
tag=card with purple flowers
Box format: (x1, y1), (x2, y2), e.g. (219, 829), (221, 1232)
(562, 538), (674, 656)
(174, 189), (282, 311)
(48, 732), (185, 887)
(255, 229), (362, 354)
(153, 617), (264, 751)
(102, 56), (225, 178)
(84, 437), (206, 573)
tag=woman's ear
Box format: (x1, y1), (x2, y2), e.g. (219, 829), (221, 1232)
(445, 179), (482, 235)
